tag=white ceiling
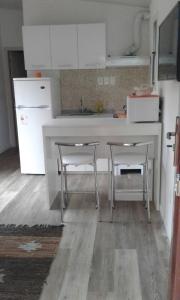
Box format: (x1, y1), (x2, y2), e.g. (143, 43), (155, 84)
(0, 0), (150, 10)
(0, 0), (22, 10)
(82, 0), (150, 8)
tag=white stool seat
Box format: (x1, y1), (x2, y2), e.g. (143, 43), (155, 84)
(63, 152), (93, 166)
(114, 153), (146, 165)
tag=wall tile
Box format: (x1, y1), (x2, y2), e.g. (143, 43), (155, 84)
(60, 66), (150, 112)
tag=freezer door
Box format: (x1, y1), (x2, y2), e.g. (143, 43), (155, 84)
(14, 79), (52, 108)
(16, 108), (51, 174)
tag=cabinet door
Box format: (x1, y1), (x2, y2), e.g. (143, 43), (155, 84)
(78, 23), (106, 69)
(22, 26), (51, 70)
(51, 25), (78, 70)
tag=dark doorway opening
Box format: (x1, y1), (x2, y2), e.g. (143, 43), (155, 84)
(7, 50), (27, 148)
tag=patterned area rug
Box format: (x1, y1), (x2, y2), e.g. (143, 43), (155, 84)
(0, 225), (63, 300)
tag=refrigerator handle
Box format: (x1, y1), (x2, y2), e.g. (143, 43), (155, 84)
(16, 105), (26, 109)
(16, 105), (49, 109)
(36, 105), (49, 109)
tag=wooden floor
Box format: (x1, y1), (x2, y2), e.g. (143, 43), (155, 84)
(0, 150), (170, 300)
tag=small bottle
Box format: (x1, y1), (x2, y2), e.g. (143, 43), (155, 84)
(34, 71), (42, 78)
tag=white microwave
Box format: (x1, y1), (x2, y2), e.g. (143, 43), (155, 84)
(127, 95), (159, 123)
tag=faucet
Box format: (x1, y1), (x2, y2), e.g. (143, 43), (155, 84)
(80, 96), (84, 113)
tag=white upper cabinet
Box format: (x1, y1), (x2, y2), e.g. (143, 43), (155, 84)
(22, 26), (51, 70)
(77, 23), (106, 69)
(50, 25), (78, 70)
(23, 23), (106, 70)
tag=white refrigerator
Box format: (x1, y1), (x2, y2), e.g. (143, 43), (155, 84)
(13, 78), (60, 175)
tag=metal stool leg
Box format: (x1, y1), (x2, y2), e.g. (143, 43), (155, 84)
(108, 158), (113, 222)
(145, 161), (151, 223)
(111, 163), (115, 222)
(143, 164), (146, 207)
(93, 145), (99, 211)
(60, 165), (64, 226)
(112, 164), (115, 208)
(64, 165), (68, 207)
(144, 163), (148, 210)
(109, 144), (115, 223)
(94, 163), (99, 209)
(94, 162), (100, 223)
(108, 158), (111, 202)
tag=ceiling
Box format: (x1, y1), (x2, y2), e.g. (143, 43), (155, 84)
(0, 0), (150, 10)
(82, 0), (150, 8)
(0, 0), (22, 10)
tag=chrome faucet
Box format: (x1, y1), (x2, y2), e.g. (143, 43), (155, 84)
(80, 96), (84, 113)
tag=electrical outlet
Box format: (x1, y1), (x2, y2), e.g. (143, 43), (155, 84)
(110, 76), (116, 86)
(104, 77), (109, 85)
(97, 77), (103, 86)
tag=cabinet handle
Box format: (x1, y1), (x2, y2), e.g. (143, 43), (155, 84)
(31, 64), (48, 68)
(85, 63), (99, 67)
(36, 105), (49, 109)
(58, 64), (72, 68)
(16, 105), (26, 109)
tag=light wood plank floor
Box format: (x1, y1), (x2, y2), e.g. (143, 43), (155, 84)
(0, 150), (170, 300)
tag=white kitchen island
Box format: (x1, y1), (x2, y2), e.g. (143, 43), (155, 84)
(42, 117), (162, 210)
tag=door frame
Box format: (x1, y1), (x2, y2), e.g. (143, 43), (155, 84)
(169, 116), (180, 300)
(3, 47), (23, 147)
(150, 13), (159, 90)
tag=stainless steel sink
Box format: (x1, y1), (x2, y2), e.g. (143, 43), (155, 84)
(69, 112), (95, 116)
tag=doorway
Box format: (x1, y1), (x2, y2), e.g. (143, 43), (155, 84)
(151, 20), (158, 86)
(7, 50), (27, 147)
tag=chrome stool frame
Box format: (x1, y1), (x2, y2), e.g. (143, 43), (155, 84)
(55, 142), (100, 225)
(107, 141), (153, 223)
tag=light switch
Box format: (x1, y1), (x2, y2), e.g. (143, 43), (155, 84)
(104, 77), (109, 85)
(97, 77), (103, 86)
(110, 76), (116, 86)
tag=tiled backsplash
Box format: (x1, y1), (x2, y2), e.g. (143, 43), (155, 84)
(60, 66), (150, 112)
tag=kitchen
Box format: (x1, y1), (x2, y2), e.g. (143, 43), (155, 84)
(0, 0), (179, 299)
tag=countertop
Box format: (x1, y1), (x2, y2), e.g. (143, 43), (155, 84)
(43, 116), (161, 129)
(56, 113), (113, 119)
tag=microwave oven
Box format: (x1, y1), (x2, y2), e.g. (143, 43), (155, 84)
(127, 95), (159, 123)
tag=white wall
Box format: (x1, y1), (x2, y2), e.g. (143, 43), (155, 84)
(151, 0), (178, 24)
(22, 0), (150, 57)
(0, 9), (23, 48)
(0, 9), (23, 150)
(150, 0), (180, 241)
(0, 34), (9, 153)
(160, 81), (179, 240)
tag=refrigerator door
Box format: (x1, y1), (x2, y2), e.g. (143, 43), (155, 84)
(14, 79), (52, 108)
(16, 108), (51, 174)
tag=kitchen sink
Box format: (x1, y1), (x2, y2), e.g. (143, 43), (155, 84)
(69, 112), (95, 116)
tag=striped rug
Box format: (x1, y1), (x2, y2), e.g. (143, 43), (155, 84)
(0, 225), (63, 300)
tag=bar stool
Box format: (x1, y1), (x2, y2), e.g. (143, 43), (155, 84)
(55, 142), (100, 225)
(107, 141), (153, 223)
